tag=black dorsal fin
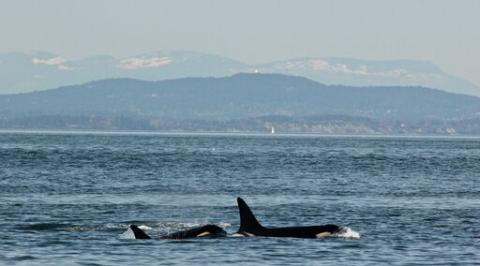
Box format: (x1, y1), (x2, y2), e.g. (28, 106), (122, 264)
(129, 225), (151, 239)
(237, 197), (264, 233)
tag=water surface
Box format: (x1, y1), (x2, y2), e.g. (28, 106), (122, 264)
(1, 132), (479, 265)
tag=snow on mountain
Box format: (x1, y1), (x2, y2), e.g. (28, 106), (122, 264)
(117, 56), (172, 70)
(255, 57), (480, 97)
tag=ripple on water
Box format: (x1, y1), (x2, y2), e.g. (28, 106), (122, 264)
(0, 133), (479, 265)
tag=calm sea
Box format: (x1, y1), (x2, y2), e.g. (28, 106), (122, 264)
(0, 132), (479, 265)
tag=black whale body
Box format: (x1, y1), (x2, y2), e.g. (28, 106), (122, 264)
(128, 197), (341, 240)
(129, 224), (227, 239)
(236, 197), (341, 238)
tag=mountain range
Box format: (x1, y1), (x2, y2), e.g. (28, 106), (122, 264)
(1, 73), (480, 134)
(2, 50), (479, 97)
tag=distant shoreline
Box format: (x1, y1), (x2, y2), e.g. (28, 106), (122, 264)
(1, 128), (480, 139)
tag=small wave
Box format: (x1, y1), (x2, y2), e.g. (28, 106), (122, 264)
(216, 222), (231, 228)
(150, 221), (230, 233)
(18, 222), (147, 232)
(12, 255), (37, 261)
(17, 223), (70, 231)
(336, 227), (361, 239)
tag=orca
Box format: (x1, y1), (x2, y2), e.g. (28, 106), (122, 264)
(129, 224), (226, 240)
(235, 197), (341, 238)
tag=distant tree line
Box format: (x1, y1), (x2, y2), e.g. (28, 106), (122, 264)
(2, 114), (480, 135)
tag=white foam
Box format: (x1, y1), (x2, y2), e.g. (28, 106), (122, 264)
(118, 227), (136, 239)
(336, 227), (361, 239)
(216, 222), (231, 228)
(171, 222), (200, 228)
(105, 223), (126, 229)
(138, 225), (152, 230)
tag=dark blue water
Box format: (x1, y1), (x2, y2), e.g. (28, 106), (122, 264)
(1, 132), (479, 265)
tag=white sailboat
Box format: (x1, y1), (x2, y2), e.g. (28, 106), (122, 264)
(271, 126), (275, 134)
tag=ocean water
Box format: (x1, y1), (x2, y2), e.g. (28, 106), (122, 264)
(0, 132), (479, 265)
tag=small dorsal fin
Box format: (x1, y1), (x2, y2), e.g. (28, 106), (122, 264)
(237, 197), (264, 233)
(129, 225), (151, 239)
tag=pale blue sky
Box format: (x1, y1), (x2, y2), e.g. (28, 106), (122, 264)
(1, 0), (479, 85)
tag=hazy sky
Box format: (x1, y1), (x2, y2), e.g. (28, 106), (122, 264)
(1, 0), (479, 85)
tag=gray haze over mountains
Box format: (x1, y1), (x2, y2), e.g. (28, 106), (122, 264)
(2, 49), (480, 134)
(1, 73), (480, 134)
(1, 50), (479, 97)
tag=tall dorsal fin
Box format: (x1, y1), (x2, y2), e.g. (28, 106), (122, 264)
(237, 197), (264, 233)
(129, 225), (151, 239)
